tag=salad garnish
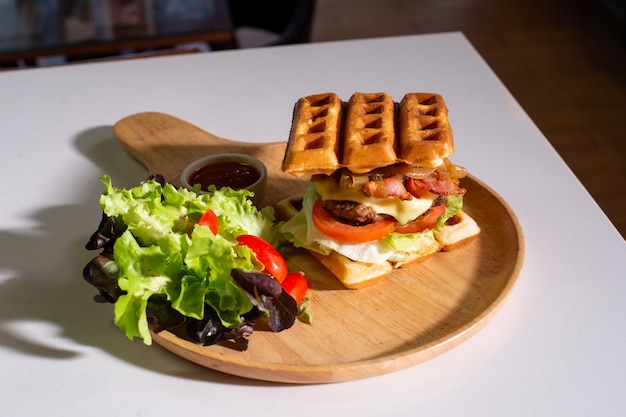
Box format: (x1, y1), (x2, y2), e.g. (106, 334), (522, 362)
(83, 174), (306, 350)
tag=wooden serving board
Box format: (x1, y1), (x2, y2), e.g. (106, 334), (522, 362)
(114, 112), (525, 384)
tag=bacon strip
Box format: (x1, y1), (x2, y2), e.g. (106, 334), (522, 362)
(362, 178), (413, 200)
(406, 178), (466, 197)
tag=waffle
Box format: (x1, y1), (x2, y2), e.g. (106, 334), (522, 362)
(281, 92), (343, 177)
(397, 93), (454, 166)
(343, 92), (397, 174)
(282, 92), (455, 177)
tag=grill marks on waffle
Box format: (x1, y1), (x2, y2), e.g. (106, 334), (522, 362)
(282, 92), (454, 176)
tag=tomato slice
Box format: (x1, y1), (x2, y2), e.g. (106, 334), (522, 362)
(198, 209), (219, 235)
(395, 203), (446, 234)
(311, 199), (396, 243)
(281, 272), (309, 303)
(235, 234), (288, 282)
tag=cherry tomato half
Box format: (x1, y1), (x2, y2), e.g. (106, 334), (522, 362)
(198, 209), (219, 235)
(311, 199), (396, 243)
(236, 234), (288, 282)
(281, 272), (309, 303)
(395, 203), (446, 234)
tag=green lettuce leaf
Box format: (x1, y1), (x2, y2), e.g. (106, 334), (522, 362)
(439, 194), (463, 226)
(280, 186), (330, 255)
(202, 185), (278, 245)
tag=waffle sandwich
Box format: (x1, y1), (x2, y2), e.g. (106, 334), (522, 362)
(278, 92), (480, 289)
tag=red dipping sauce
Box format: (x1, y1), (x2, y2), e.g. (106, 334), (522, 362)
(187, 161), (262, 191)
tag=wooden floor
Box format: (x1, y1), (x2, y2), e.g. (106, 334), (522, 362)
(311, 0), (626, 239)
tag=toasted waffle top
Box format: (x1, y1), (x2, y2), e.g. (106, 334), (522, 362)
(281, 92), (455, 177)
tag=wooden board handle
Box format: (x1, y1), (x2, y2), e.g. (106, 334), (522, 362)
(113, 112), (309, 206)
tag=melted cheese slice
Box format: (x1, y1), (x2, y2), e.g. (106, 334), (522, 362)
(314, 180), (436, 225)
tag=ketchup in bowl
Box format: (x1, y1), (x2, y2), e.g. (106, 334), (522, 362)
(188, 161), (261, 191)
(180, 154), (267, 206)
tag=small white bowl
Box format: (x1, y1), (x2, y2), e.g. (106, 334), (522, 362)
(180, 153), (267, 206)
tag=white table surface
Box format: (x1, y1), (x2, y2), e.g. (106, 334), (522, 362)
(1, 32), (624, 416)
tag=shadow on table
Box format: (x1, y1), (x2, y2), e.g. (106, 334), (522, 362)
(0, 125), (287, 387)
